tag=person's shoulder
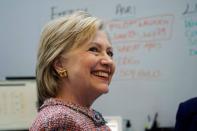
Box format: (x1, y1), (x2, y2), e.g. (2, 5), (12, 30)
(183, 97), (197, 105)
(178, 97), (197, 115)
(180, 97), (197, 109)
(30, 104), (74, 130)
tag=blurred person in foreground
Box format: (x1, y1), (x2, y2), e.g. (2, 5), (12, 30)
(174, 97), (197, 131)
(30, 11), (115, 131)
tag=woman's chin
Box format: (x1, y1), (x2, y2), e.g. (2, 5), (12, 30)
(99, 85), (109, 94)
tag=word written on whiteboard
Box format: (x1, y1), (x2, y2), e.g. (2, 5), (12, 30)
(114, 41), (161, 54)
(115, 3), (136, 16)
(115, 56), (140, 65)
(51, 6), (88, 19)
(114, 68), (161, 80)
(182, 3), (197, 15)
(105, 14), (174, 43)
(190, 48), (197, 56)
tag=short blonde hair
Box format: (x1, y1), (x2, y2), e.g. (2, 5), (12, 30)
(36, 11), (103, 102)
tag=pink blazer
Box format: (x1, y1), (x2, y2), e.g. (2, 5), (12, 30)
(30, 98), (111, 131)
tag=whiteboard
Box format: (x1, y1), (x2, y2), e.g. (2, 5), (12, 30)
(0, 0), (197, 131)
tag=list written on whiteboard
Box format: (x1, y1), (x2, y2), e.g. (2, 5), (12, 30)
(105, 14), (174, 80)
(182, 2), (197, 56)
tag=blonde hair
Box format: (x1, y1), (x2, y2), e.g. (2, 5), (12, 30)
(36, 11), (103, 102)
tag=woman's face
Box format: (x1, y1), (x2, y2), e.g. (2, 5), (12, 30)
(61, 30), (115, 100)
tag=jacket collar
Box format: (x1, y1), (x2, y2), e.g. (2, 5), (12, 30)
(40, 98), (106, 126)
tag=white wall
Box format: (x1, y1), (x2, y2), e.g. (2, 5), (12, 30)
(0, 0), (197, 130)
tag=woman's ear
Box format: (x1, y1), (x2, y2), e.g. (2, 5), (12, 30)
(53, 57), (64, 71)
(53, 57), (68, 78)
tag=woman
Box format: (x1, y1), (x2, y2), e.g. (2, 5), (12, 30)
(30, 11), (115, 131)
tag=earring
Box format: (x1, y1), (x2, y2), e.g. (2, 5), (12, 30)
(57, 69), (68, 77)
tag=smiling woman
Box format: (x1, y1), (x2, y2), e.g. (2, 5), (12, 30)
(29, 11), (115, 131)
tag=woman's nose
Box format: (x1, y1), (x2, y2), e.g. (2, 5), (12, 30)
(100, 54), (114, 67)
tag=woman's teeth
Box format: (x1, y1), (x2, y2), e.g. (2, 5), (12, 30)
(93, 71), (109, 78)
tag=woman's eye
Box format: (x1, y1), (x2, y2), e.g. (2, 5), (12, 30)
(107, 51), (114, 57)
(88, 47), (98, 52)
